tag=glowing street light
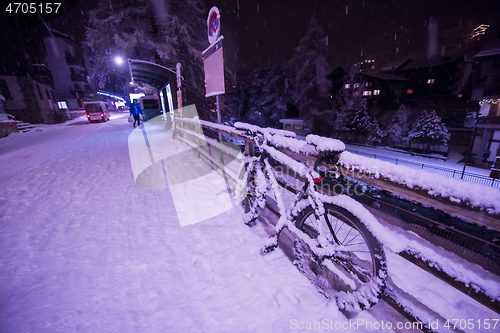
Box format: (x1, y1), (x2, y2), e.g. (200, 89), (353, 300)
(114, 56), (124, 65)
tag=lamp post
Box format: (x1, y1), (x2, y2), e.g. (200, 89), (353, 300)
(461, 111), (479, 179)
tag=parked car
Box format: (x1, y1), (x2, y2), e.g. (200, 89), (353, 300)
(85, 101), (110, 122)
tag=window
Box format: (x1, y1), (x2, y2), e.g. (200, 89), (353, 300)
(58, 101), (68, 109)
(427, 79), (435, 84)
(285, 123), (291, 129)
(373, 90), (380, 95)
(407, 89), (414, 94)
(0, 80), (12, 100)
(363, 90), (372, 96)
(354, 83), (360, 88)
(294, 124), (301, 130)
(365, 82), (371, 87)
(344, 83), (350, 89)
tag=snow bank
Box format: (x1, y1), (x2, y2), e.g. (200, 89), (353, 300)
(340, 151), (500, 214)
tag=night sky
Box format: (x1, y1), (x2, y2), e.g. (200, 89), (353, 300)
(206, 0), (500, 79)
(4, 0), (500, 81)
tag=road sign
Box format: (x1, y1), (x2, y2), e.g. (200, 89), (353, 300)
(207, 7), (220, 45)
(203, 39), (225, 97)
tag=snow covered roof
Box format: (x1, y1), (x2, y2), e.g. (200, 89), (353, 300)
(400, 55), (461, 71)
(474, 40), (500, 58)
(358, 70), (408, 81)
(279, 117), (305, 123)
(128, 60), (175, 90)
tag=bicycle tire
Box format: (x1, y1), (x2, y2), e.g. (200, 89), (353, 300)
(238, 161), (267, 225)
(292, 202), (387, 311)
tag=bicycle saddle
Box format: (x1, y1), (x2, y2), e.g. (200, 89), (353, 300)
(306, 134), (346, 154)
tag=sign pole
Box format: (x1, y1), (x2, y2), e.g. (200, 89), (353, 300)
(217, 95), (222, 141)
(203, 6), (224, 141)
(176, 63), (182, 113)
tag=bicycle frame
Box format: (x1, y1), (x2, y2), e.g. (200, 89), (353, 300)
(246, 134), (342, 253)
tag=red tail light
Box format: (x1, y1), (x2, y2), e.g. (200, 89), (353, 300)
(100, 113), (104, 117)
(313, 176), (322, 183)
(86, 114), (90, 118)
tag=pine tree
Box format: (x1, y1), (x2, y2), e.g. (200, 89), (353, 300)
(226, 83), (251, 123)
(246, 57), (292, 127)
(291, 17), (331, 134)
(385, 104), (410, 144)
(332, 69), (371, 142)
(85, 0), (211, 118)
(407, 110), (450, 152)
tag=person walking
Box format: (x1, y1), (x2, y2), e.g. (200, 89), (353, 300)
(130, 100), (144, 128)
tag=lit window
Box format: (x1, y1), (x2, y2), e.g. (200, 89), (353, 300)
(365, 82), (371, 87)
(354, 83), (360, 88)
(374, 90), (380, 95)
(345, 84), (350, 89)
(58, 101), (68, 109)
(407, 89), (414, 94)
(363, 91), (372, 96)
(427, 79), (435, 84)
(294, 124), (301, 130)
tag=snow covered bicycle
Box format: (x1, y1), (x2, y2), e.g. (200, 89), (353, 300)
(234, 122), (387, 311)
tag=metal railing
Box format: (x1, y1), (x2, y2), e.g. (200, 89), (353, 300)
(354, 194), (500, 263)
(174, 118), (500, 260)
(348, 149), (500, 189)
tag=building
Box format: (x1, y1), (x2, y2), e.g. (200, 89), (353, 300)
(279, 118), (311, 136)
(0, 27), (60, 124)
(44, 30), (94, 119)
(470, 39), (500, 164)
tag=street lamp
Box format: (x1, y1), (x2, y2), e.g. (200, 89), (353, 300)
(114, 56), (124, 65)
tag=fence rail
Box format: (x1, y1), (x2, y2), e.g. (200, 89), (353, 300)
(348, 149), (500, 189)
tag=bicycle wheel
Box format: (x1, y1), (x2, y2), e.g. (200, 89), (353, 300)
(238, 162), (266, 225)
(292, 202), (387, 311)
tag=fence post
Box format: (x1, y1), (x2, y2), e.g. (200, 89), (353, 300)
(245, 140), (255, 156)
(396, 158), (398, 164)
(422, 164), (424, 169)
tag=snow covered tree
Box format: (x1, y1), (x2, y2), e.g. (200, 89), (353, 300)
(407, 110), (450, 152)
(247, 58), (292, 127)
(291, 17), (331, 134)
(385, 104), (411, 144)
(85, 0), (212, 118)
(332, 69), (371, 142)
(226, 83), (252, 123)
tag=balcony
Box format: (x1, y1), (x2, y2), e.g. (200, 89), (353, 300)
(28, 64), (54, 85)
(70, 72), (88, 83)
(65, 52), (85, 69)
(477, 115), (500, 129)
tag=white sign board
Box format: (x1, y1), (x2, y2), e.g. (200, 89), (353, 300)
(203, 40), (225, 97)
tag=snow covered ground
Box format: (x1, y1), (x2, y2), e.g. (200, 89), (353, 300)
(0, 113), (498, 332)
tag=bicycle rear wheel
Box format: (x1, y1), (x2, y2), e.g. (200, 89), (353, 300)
(292, 203), (387, 311)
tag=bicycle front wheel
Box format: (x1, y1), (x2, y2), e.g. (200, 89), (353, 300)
(238, 162), (266, 225)
(292, 203), (387, 311)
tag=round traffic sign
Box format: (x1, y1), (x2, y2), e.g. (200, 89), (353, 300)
(207, 7), (220, 45)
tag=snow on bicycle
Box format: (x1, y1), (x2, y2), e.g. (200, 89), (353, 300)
(234, 121), (387, 312)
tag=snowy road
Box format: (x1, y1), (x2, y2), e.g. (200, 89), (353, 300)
(0, 114), (498, 332)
